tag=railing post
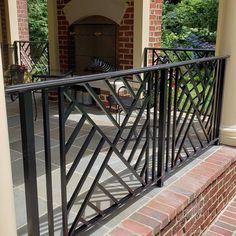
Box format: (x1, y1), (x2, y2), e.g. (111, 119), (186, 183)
(13, 41), (18, 65)
(157, 69), (168, 187)
(144, 48), (148, 67)
(58, 87), (68, 236)
(19, 91), (40, 236)
(214, 58), (226, 140)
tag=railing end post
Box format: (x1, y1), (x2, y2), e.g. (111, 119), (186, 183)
(157, 178), (164, 187)
(19, 91), (40, 236)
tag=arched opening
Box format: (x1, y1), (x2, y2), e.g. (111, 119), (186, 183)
(71, 16), (118, 75)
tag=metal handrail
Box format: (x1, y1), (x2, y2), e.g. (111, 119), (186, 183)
(5, 55), (228, 93)
(144, 47), (215, 52)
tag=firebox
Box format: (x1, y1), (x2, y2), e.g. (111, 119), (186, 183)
(71, 16), (118, 75)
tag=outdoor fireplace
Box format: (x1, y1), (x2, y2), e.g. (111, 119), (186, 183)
(57, 0), (162, 105)
(71, 16), (118, 75)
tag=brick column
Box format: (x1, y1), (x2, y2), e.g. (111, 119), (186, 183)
(118, 1), (134, 70)
(17, 0), (29, 41)
(149, 0), (162, 48)
(57, 0), (71, 73)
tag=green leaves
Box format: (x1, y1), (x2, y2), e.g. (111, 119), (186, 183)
(162, 0), (219, 48)
(28, 0), (48, 41)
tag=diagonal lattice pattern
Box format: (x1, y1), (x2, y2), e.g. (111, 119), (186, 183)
(14, 41), (49, 74)
(57, 72), (157, 235)
(163, 59), (219, 172)
(6, 53), (226, 236)
(145, 47), (215, 67)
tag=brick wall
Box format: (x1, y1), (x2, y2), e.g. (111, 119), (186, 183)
(57, 0), (71, 73)
(149, 0), (162, 48)
(56, 0), (163, 73)
(147, 0), (163, 65)
(117, 1), (134, 70)
(56, 0), (162, 105)
(57, 1), (135, 72)
(17, 0), (29, 41)
(108, 146), (236, 236)
(0, 0), (29, 42)
(161, 161), (236, 235)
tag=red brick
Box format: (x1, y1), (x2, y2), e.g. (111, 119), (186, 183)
(203, 230), (222, 236)
(209, 225), (232, 236)
(109, 227), (137, 236)
(173, 176), (203, 197)
(231, 202), (236, 208)
(17, 0), (29, 40)
(138, 206), (168, 228)
(218, 215), (236, 226)
(215, 220), (236, 232)
(153, 190), (189, 214)
(121, 219), (153, 236)
(130, 212), (161, 234)
(147, 200), (176, 221)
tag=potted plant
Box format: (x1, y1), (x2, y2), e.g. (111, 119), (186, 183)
(4, 64), (28, 86)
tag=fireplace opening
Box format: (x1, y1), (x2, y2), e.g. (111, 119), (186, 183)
(71, 16), (118, 75)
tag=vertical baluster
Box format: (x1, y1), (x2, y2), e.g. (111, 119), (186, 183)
(157, 69), (168, 187)
(18, 41), (22, 65)
(144, 48), (148, 67)
(58, 87), (68, 235)
(42, 89), (54, 235)
(171, 68), (179, 168)
(13, 41), (18, 65)
(19, 91), (40, 236)
(152, 71), (159, 181)
(145, 72), (152, 183)
(152, 49), (155, 66)
(165, 69), (173, 172)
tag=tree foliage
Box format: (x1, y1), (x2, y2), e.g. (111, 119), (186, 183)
(28, 0), (48, 41)
(162, 0), (219, 48)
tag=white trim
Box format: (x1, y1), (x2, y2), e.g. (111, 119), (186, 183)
(63, 0), (128, 25)
(0, 42), (17, 236)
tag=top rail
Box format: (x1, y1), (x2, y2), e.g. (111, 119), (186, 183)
(5, 55), (228, 94)
(14, 40), (49, 44)
(144, 47), (215, 52)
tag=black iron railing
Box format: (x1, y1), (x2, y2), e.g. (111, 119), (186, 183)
(13, 41), (50, 74)
(144, 47), (215, 66)
(5, 55), (227, 235)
